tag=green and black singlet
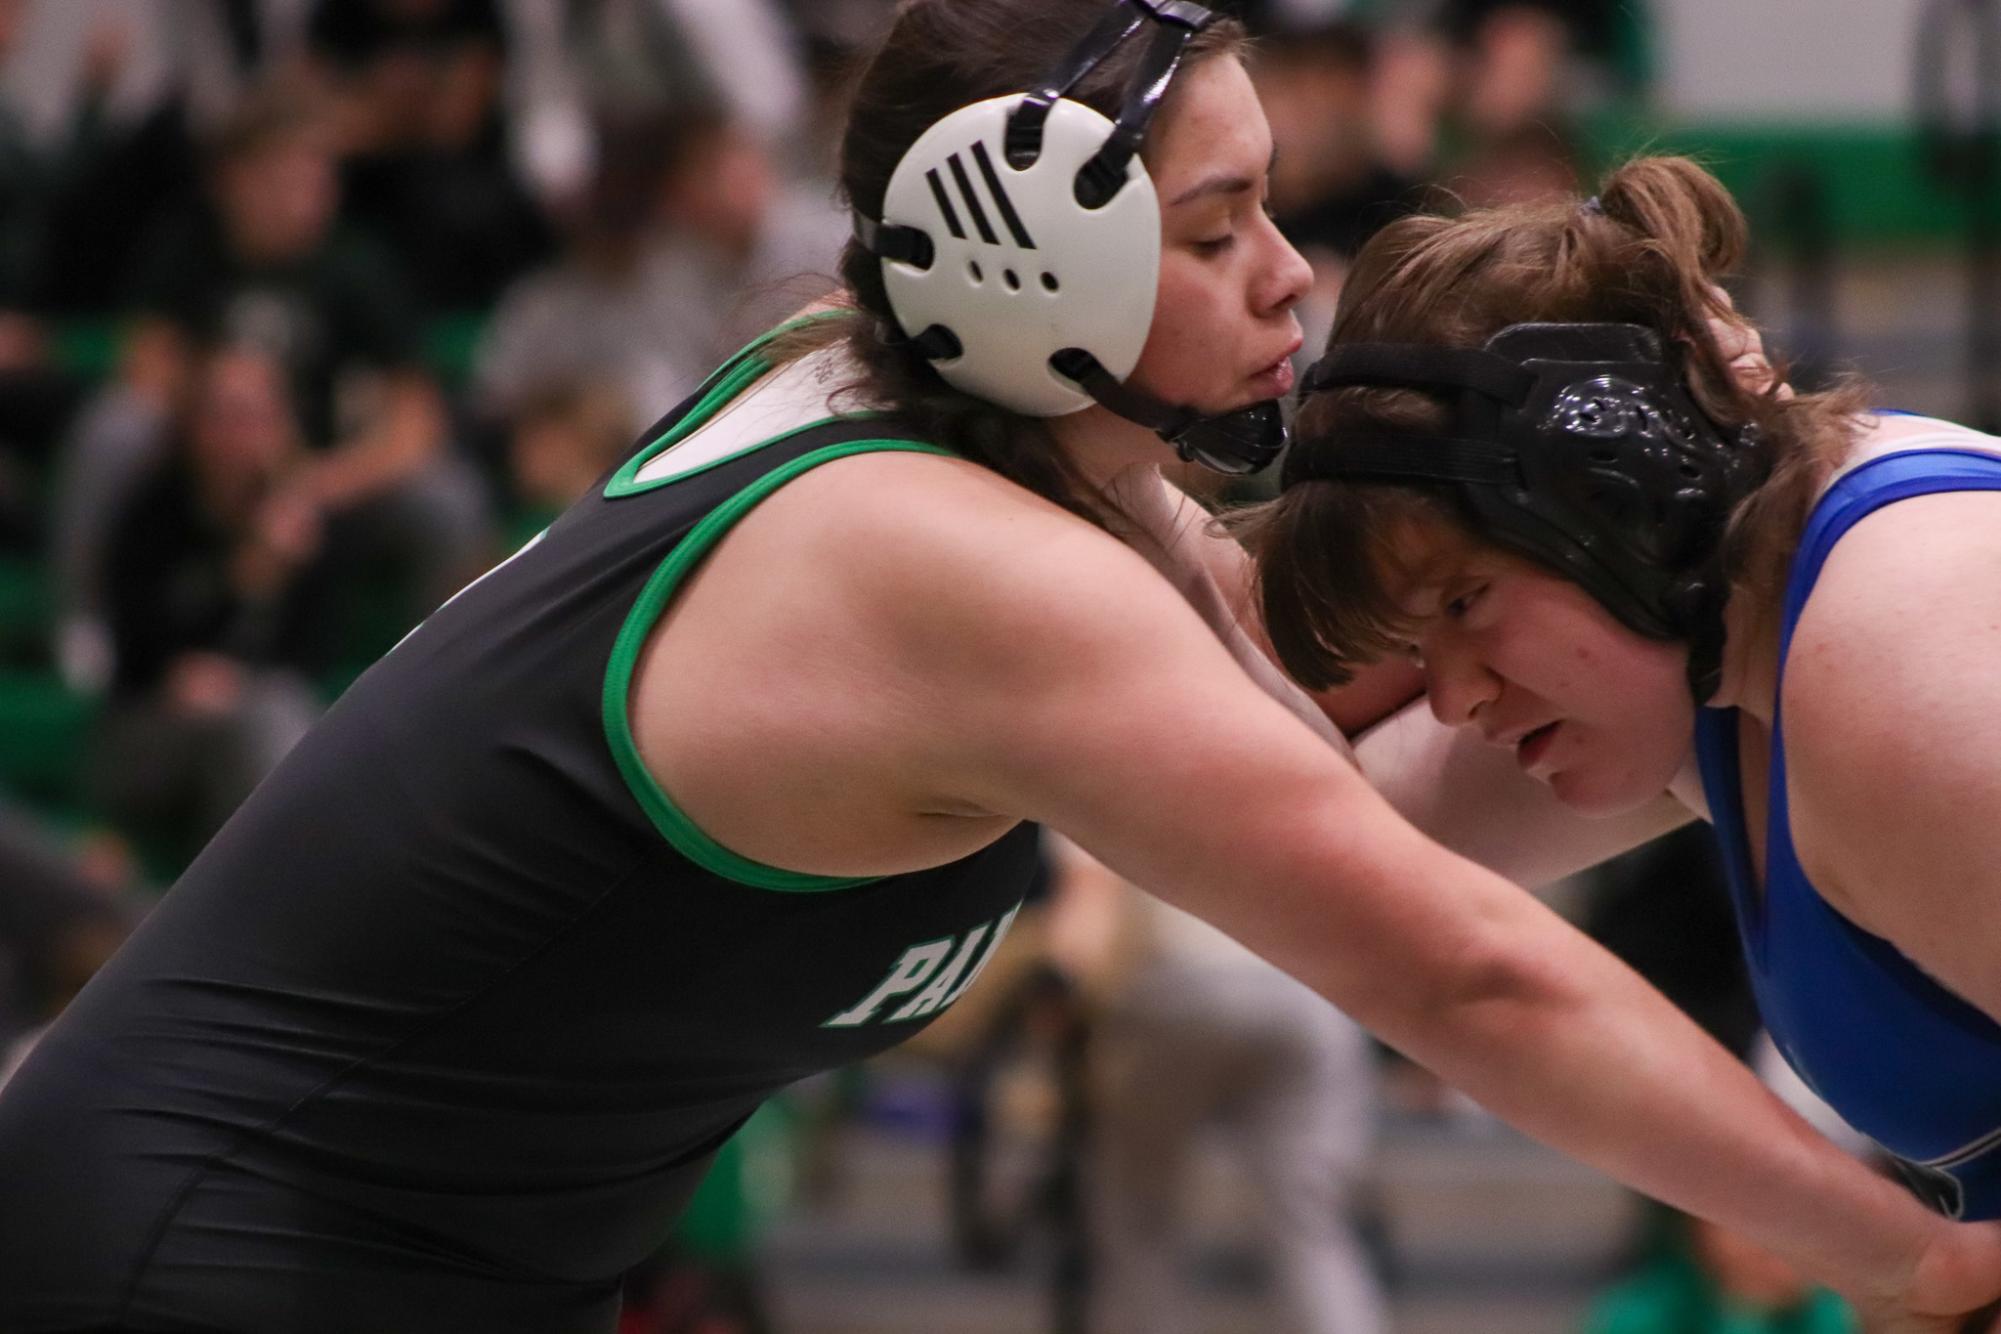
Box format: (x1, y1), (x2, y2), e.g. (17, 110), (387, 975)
(0, 326), (1036, 1334)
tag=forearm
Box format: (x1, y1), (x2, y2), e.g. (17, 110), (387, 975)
(1088, 768), (1926, 1297)
(1310, 658), (1425, 735)
(1345, 850), (1938, 1306)
(1146, 771), (1941, 1305)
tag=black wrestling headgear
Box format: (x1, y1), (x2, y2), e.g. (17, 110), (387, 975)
(1285, 322), (1771, 701)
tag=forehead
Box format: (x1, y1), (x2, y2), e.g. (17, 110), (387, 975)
(1378, 510), (1489, 614)
(1146, 57), (1270, 194)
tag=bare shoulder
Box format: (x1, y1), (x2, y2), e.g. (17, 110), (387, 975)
(1786, 421), (2001, 748)
(796, 450), (1212, 658)
(622, 447), (1211, 875)
(1784, 487), (2001, 733)
(1781, 488), (2001, 939)
(706, 446), (1247, 779)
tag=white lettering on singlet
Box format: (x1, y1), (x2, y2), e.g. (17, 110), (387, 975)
(822, 906), (1021, 1029)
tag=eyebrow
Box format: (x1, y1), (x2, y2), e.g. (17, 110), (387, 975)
(1167, 146), (1278, 207)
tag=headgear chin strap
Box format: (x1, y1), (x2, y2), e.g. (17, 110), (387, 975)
(851, 0), (1286, 476)
(1287, 322), (1771, 701)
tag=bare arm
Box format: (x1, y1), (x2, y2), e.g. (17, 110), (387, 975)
(877, 498), (2001, 1329)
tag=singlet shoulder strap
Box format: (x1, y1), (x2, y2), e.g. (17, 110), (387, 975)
(1692, 703), (1765, 950)
(1705, 445), (2001, 947)
(1778, 448), (2001, 664)
(602, 431), (959, 894)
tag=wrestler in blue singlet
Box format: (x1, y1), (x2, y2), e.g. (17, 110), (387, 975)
(1696, 436), (2001, 1219)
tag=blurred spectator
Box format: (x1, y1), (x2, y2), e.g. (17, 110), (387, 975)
(54, 86), (491, 685)
(306, 0), (503, 85)
(1305, 0), (1645, 238)
(503, 378), (633, 538)
(1050, 840), (1387, 1334)
(498, 0), (810, 210)
(473, 109), (840, 425)
(1447, 1), (1575, 138)
(0, 0), (114, 538)
(648, 110), (844, 380)
(470, 113), (705, 423)
(1438, 0), (1637, 133)
(87, 344), (331, 866)
(1255, 22), (1430, 360)
(0, 798), (136, 1062)
(1449, 116), (1581, 209)
(1260, 24), (1425, 260)
(1, 0), (182, 153)
(304, 0), (553, 310)
(1581, 1035), (1867, 1334)
(174, 2), (319, 132)
(0, 0), (89, 309)
(1, 0), (209, 315)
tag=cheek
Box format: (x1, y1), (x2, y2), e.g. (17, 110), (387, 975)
(1508, 594), (1681, 708)
(1556, 642), (1694, 808)
(1547, 629), (1687, 733)
(1134, 255), (1226, 379)
(1598, 637), (1689, 717)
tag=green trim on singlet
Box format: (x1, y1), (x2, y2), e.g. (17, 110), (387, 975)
(603, 437), (958, 892)
(604, 312), (867, 499)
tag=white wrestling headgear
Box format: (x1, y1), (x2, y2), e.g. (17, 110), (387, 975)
(852, 0), (1287, 474)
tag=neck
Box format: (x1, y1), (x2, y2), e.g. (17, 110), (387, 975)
(1048, 402), (1174, 499)
(1706, 587), (1784, 727)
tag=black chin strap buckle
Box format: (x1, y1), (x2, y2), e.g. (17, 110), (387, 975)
(1049, 347), (1285, 475)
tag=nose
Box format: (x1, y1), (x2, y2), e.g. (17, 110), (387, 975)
(1255, 217), (1314, 317)
(1422, 639), (1501, 730)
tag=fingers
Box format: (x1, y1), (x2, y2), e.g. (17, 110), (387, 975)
(1702, 310), (1795, 402)
(1699, 281), (1797, 401)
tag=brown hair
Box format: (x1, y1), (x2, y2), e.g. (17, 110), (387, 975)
(767, 0), (1249, 527)
(1235, 155), (1870, 690)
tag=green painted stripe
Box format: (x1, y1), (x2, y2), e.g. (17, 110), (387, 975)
(602, 437), (958, 892)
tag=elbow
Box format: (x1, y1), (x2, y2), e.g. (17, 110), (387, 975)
(1362, 919), (1584, 1063)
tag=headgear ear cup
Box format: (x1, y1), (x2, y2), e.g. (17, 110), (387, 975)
(851, 0), (1291, 475)
(877, 95), (1160, 417)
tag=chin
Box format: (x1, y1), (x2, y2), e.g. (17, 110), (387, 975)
(1546, 767), (1668, 818)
